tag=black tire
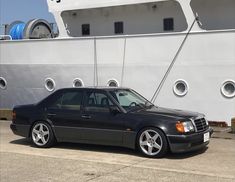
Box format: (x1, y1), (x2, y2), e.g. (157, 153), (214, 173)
(137, 127), (168, 158)
(30, 121), (55, 148)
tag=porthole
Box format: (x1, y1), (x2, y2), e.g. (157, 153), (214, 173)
(107, 79), (119, 87)
(173, 79), (189, 97)
(0, 77), (7, 90)
(45, 78), (55, 92)
(73, 78), (84, 87)
(221, 80), (235, 98)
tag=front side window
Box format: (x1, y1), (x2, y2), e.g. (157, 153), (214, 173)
(85, 91), (114, 112)
(109, 89), (153, 112)
(48, 91), (83, 110)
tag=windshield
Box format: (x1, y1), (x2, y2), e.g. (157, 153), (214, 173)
(109, 89), (154, 112)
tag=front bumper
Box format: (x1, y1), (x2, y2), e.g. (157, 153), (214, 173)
(167, 127), (213, 153)
(10, 123), (30, 138)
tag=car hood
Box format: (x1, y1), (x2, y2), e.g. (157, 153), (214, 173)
(135, 106), (203, 120)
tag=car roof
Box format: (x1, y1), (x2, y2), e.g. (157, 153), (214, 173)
(56, 87), (131, 92)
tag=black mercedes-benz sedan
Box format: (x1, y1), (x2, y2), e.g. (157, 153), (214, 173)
(10, 87), (213, 158)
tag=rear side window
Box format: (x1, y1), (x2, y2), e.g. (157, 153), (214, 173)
(48, 91), (83, 110)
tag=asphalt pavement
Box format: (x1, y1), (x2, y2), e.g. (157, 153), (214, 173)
(0, 121), (235, 182)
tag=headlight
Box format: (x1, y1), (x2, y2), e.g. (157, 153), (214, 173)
(176, 121), (195, 133)
(205, 118), (209, 126)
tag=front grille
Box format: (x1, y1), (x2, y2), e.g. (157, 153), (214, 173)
(193, 118), (209, 132)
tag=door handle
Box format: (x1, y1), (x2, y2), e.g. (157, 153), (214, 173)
(47, 113), (57, 116)
(81, 115), (91, 119)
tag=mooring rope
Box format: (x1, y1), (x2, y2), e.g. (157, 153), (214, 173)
(121, 37), (127, 86)
(94, 37), (99, 86)
(150, 14), (200, 103)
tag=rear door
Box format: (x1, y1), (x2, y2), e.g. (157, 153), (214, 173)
(46, 89), (84, 141)
(80, 90), (125, 145)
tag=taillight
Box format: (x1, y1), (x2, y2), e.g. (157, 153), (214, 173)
(12, 111), (16, 120)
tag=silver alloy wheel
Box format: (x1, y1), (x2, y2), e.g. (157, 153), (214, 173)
(139, 129), (163, 156)
(32, 123), (50, 146)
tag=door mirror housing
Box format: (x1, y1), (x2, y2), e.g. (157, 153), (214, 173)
(110, 106), (121, 115)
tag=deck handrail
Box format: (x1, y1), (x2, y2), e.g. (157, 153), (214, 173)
(0, 35), (12, 40)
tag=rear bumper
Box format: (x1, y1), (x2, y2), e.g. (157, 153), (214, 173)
(10, 123), (30, 138)
(167, 127), (213, 153)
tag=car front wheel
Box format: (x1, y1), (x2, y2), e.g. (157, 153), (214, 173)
(31, 121), (55, 148)
(137, 127), (168, 158)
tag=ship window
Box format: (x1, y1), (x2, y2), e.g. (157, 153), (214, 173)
(73, 78), (84, 87)
(221, 80), (235, 98)
(164, 18), (174, 31)
(107, 79), (119, 87)
(45, 78), (56, 92)
(173, 79), (189, 97)
(190, 0), (235, 30)
(114, 22), (124, 34)
(82, 24), (90, 36)
(0, 77), (7, 90)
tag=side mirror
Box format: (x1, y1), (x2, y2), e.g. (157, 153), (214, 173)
(110, 106), (121, 115)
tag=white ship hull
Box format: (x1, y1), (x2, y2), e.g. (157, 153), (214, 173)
(1, 29), (235, 125)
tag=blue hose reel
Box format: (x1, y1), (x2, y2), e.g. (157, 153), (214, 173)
(7, 20), (53, 40)
(9, 22), (26, 40)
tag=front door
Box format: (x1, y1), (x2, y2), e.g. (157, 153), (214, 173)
(80, 90), (125, 145)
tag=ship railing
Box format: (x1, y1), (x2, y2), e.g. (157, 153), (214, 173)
(0, 35), (12, 41)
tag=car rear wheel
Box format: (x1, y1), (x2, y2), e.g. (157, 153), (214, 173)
(31, 121), (55, 148)
(137, 127), (168, 158)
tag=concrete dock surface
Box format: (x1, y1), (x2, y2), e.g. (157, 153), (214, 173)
(0, 121), (235, 182)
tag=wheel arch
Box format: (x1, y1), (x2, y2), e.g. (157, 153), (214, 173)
(135, 125), (170, 149)
(28, 119), (55, 138)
